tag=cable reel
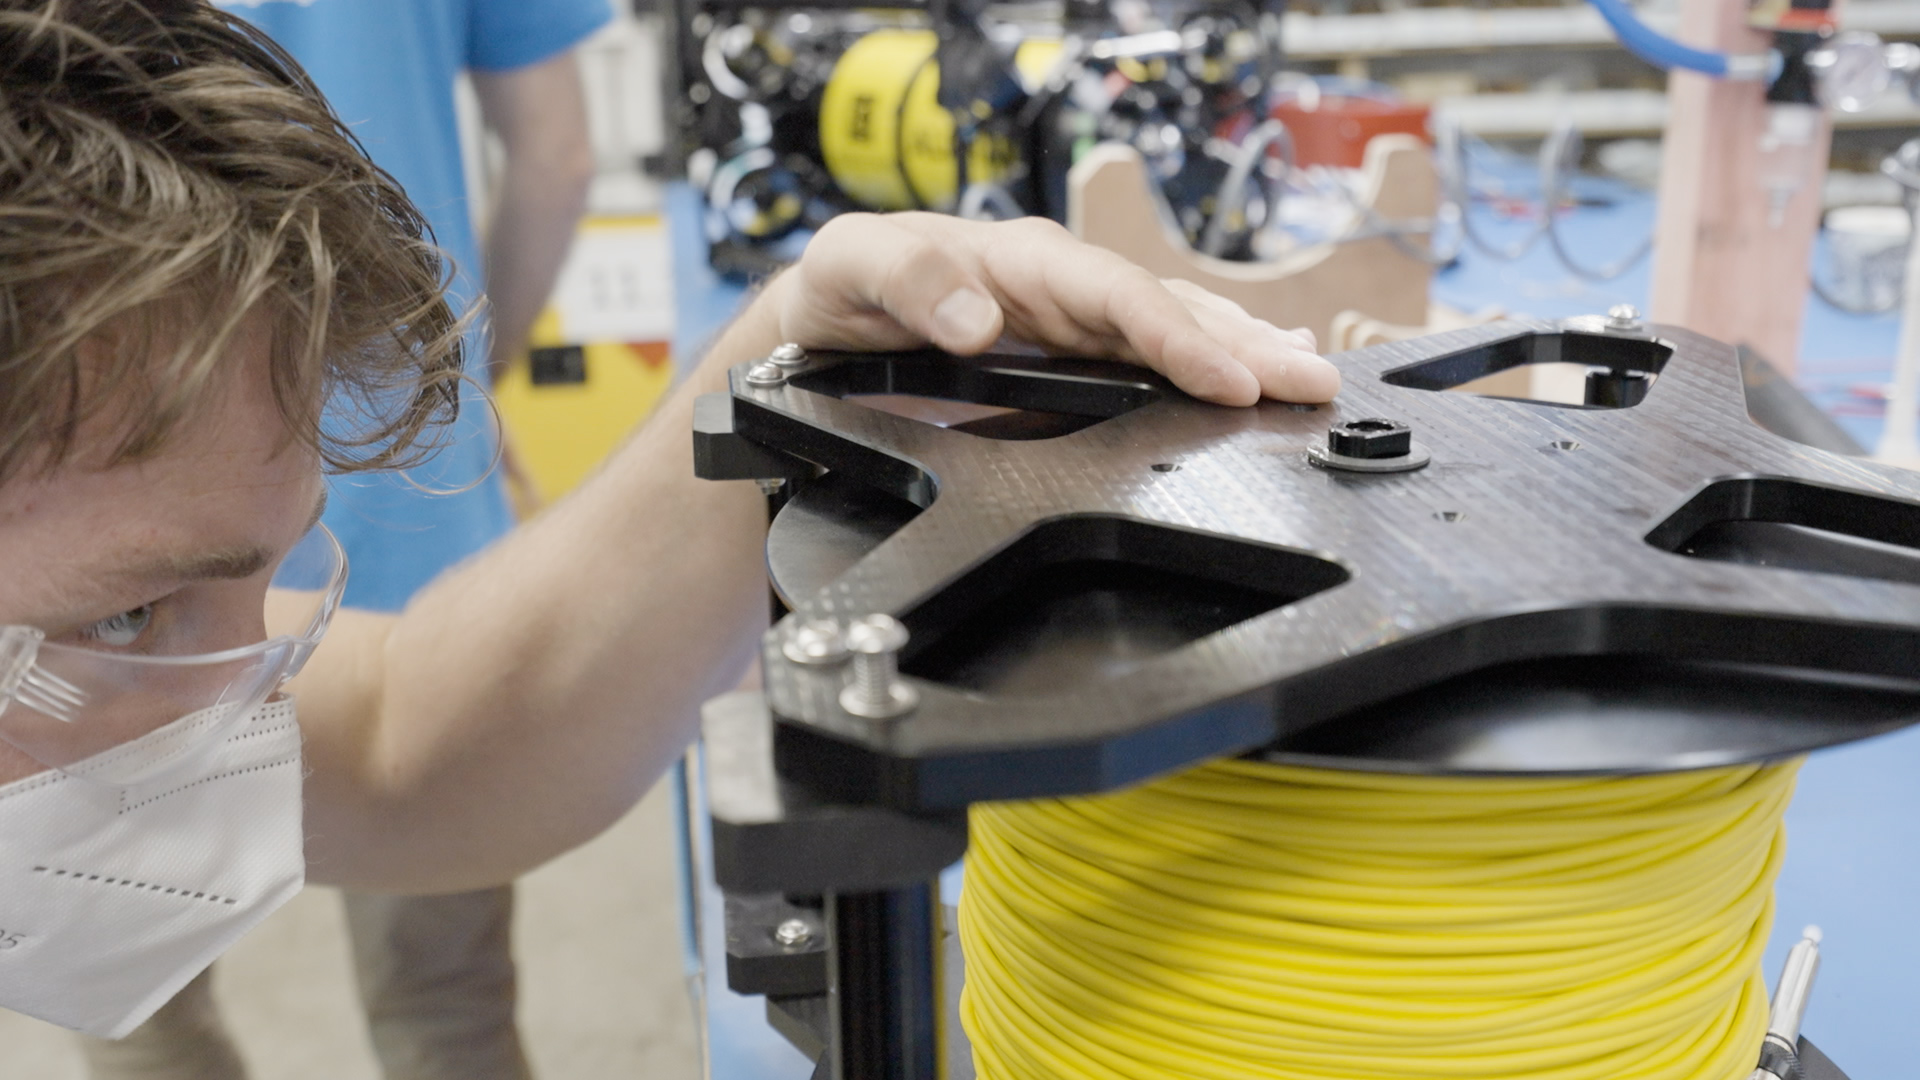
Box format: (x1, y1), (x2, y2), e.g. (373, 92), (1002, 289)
(695, 319), (1920, 1080)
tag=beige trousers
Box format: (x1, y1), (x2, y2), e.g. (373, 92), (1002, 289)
(80, 886), (532, 1080)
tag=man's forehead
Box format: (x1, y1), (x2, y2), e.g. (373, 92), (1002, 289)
(98, 488), (330, 588)
(0, 466), (328, 627)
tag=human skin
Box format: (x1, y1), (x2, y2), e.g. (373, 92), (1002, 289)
(473, 48), (597, 382)
(0, 214), (1337, 892)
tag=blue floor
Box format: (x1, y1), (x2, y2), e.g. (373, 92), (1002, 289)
(669, 181), (1917, 1080)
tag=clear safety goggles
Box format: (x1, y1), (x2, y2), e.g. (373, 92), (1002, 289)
(0, 524), (346, 786)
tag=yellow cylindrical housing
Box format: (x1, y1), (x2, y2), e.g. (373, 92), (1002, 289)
(818, 30), (1060, 212)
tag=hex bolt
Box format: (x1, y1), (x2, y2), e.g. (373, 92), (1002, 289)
(840, 614), (918, 720)
(745, 361), (787, 388)
(1327, 418), (1413, 460)
(1584, 367), (1653, 409)
(768, 342), (809, 368)
(773, 918), (813, 948)
(783, 618), (849, 667)
(1606, 304), (1644, 331)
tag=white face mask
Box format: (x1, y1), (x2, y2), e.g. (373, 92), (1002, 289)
(0, 697), (305, 1038)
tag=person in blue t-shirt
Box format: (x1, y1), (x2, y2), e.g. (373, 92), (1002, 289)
(79, 2), (609, 1078)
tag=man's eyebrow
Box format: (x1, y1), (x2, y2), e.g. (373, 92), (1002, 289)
(118, 546), (276, 586)
(115, 491), (330, 589)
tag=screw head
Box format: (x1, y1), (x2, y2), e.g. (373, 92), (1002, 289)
(768, 343), (809, 368)
(841, 679), (919, 720)
(745, 361), (787, 388)
(1606, 304), (1644, 330)
(773, 918), (813, 947)
(783, 618), (849, 666)
(841, 613), (917, 720)
(1327, 418), (1413, 460)
(846, 614), (910, 655)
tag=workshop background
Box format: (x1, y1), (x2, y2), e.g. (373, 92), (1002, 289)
(6, 0), (1920, 1077)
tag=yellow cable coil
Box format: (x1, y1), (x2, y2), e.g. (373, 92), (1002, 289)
(960, 758), (1801, 1080)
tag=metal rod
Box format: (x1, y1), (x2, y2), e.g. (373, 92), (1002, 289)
(827, 881), (946, 1080)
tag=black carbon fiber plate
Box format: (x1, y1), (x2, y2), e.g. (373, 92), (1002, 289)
(718, 318), (1920, 811)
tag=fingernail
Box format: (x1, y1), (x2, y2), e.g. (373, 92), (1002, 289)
(933, 288), (998, 345)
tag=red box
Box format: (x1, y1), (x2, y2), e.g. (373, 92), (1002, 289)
(1272, 95), (1432, 169)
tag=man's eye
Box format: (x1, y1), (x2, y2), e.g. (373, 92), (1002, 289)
(79, 606), (154, 647)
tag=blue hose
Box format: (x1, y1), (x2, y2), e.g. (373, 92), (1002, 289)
(1586, 0), (1732, 77)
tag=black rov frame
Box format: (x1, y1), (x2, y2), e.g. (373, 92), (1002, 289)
(693, 317), (1920, 1080)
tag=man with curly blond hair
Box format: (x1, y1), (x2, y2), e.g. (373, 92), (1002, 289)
(0, 0), (1336, 1057)
(71, 0), (609, 1076)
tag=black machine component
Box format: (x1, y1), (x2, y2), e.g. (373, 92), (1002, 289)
(696, 319), (1914, 1079)
(664, 0), (1293, 277)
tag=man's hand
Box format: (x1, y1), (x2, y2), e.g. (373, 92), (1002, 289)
(760, 213), (1340, 406)
(296, 211), (1339, 893)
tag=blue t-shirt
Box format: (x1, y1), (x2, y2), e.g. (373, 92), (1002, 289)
(218, 0), (612, 611)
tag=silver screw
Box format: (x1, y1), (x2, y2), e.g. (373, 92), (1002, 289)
(745, 361), (787, 388)
(839, 614), (918, 720)
(783, 618), (849, 666)
(773, 918), (813, 948)
(768, 342), (809, 368)
(1605, 304), (1643, 331)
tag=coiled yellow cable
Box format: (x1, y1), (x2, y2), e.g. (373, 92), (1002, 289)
(959, 758), (1800, 1080)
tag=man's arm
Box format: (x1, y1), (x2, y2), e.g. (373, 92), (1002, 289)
(288, 214), (1339, 893)
(472, 50), (596, 379)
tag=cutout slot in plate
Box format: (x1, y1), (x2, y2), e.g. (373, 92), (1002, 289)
(1265, 655), (1920, 774)
(899, 516), (1349, 696)
(1381, 331), (1673, 409)
(788, 352), (1163, 441)
(1647, 477), (1920, 588)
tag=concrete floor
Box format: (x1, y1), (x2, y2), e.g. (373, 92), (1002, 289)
(0, 781), (702, 1080)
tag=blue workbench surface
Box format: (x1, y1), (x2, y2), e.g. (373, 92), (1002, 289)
(670, 183), (1919, 1080)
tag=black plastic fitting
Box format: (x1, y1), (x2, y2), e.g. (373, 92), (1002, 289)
(1328, 418), (1413, 459)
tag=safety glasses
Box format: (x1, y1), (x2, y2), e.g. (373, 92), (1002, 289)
(0, 524), (346, 786)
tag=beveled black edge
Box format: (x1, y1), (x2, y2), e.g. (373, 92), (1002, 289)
(710, 806), (969, 894)
(769, 603), (1920, 811)
(693, 392), (819, 481)
(786, 348), (1171, 421)
(1377, 325), (1680, 396)
(1646, 472), (1920, 554)
(773, 685), (1277, 809)
(734, 390), (944, 509)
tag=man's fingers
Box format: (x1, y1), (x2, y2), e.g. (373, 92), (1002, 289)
(970, 226), (1262, 404)
(1254, 333), (1342, 402)
(1162, 278), (1248, 319)
(1161, 278), (1319, 365)
(792, 214), (1006, 353)
(1166, 285), (1341, 404)
(781, 214), (1341, 406)
(876, 218), (1006, 352)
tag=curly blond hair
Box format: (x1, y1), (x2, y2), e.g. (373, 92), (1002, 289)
(0, 0), (468, 484)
